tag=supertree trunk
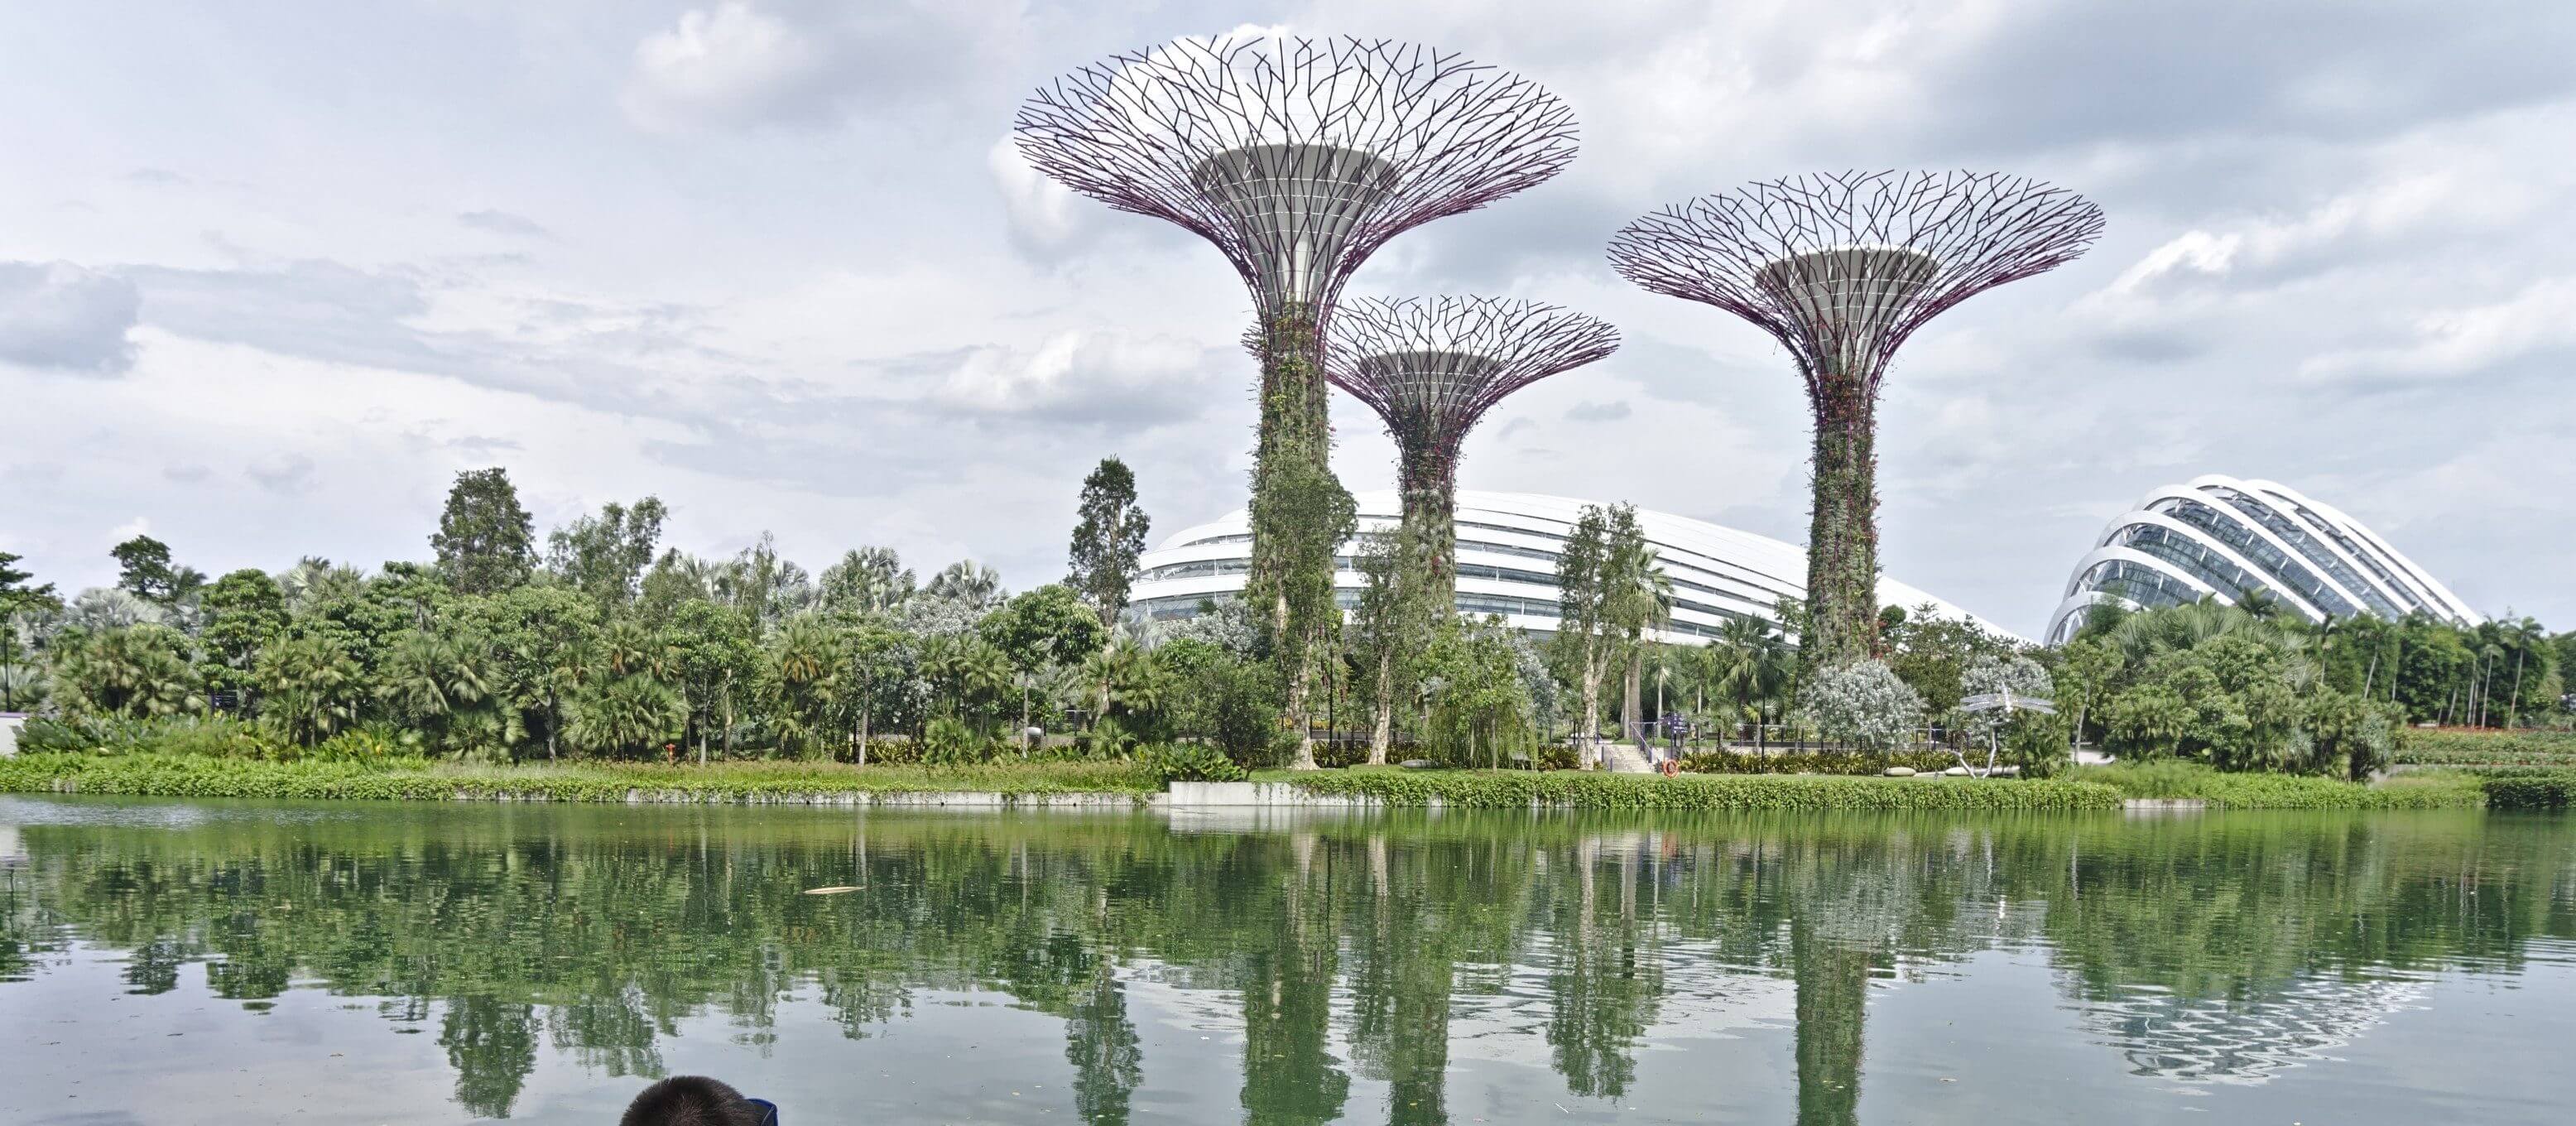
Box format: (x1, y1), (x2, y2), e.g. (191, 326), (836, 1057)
(1248, 306), (1353, 770)
(1395, 442), (1459, 609)
(1804, 373), (1880, 669)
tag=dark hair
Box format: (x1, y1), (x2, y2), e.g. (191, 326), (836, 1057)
(620, 1075), (768, 1126)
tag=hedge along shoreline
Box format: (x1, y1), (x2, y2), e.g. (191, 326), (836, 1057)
(0, 754), (1162, 806)
(1269, 768), (2126, 812)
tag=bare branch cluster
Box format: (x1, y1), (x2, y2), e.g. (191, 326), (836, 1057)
(1015, 35), (1579, 314)
(1606, 171), (2104, 397)
(1327, 296), (1618, 460)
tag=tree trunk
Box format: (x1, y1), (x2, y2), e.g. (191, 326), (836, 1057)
(1369, 647), (1394, 766)
(1579, 638), (1604, 769)
(1623, 647), (1644, 745)
(1804, 373), (1881, 669)
(857, 706), (871, 768)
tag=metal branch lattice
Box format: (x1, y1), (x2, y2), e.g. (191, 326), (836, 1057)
(1014, 36), (1579, 315)
(1605, 171), (2105, 397)
(1326, 296), (1619, 462)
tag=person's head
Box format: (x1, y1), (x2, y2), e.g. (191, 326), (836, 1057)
(619, 1075), (774, 1126)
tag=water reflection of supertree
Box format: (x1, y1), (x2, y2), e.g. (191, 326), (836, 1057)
(7, 809), (2575, 1123)
(1239, 831), (1351, 1126)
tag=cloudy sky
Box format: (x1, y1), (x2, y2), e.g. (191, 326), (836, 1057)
(3, 0), (2571, 638)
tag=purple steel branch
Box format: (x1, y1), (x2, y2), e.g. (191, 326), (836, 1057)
(1326, 296), (1619, 462)
(1604, 170), (2105, 399)
(1012, 36), (1579, 315)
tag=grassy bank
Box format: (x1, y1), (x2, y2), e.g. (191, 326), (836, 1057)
(2079, 760), (2487, 810)
(1264, 767), (2125, 811)
(0, 753), (1161, 804)
(2393, 729), (2576, 769)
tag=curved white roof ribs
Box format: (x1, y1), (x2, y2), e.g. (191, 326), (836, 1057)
(2048, 474), (2482, 642)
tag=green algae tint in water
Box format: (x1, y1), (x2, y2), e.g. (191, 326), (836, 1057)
(2, 797), (2574, 1125)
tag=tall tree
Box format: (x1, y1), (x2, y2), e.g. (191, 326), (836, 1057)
(818, 547), (915, 617)
(1066, 457), (1151, 631)
(545, 497), (669, 608)
(1552, 505), (1620, 759)
(110, 534), (204, 606)
(0, 551), (61, 711)
(430, 468), (536, 594)
(199, 569), (288, 694)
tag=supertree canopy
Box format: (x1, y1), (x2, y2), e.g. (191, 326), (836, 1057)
(1328, 296), (1617, 604)
(1016, 34), (1577, 764)
(1607, 171), (2103, 666)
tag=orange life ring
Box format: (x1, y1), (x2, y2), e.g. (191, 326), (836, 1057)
(1659, 759), (1680, 779)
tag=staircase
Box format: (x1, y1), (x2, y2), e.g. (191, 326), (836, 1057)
(1601, 742), (1655, 774)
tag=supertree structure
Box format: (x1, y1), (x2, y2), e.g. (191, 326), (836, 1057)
(1016, 35), (1577, 762)
(1606, 171), (2103, 666)
(1328, 296), (1617, 604)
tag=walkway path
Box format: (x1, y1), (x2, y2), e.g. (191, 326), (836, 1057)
(1602, 742), (1655, 774)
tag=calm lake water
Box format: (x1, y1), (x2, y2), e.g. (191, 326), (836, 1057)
(2, 797), (2572, 1125)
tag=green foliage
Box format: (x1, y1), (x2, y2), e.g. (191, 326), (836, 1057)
(2475, 768), (2576, 809)
(1677, 748), (1958, 775)
(17, 714), (277, 758)
(1276, 768), (2122, 811)
(2103, 633), (2304, 770)
(110, 533), (204, 606)
(545, 496), (668, 608)
(567, 673), (685, 758)
(2392, 729), (2576, 767)
(430, 467), (536, 594)
(2079, 760), (2484, 809)
(0, 753), (1161, 801)
(1138, 743), (1245, 783)
(1165, 647), (1288, 768)
(198, 568), (287, 689)
(1886, 606), (2022, 715)
(980, 584), (1108, 671)
(1067, 456), (1151, 628)
(256, 633), (366, 746)
(50, 623), (201, 719)
(1417, 615), (1540, 768)
(919, 715), (994, 766)
(816, 547), (914, 616)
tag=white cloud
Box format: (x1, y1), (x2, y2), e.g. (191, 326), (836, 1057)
(0, 261), (141, 374)
(2302, 277), (2576, 383)
(621, 2), (826, 132)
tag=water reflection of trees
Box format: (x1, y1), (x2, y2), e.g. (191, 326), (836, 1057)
(2, 808), (2570, 1122)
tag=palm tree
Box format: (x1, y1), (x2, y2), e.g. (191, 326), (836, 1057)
(1713, 617), (1790, 748)
(768, 614), (842, 757)
(52, 623), (199, 719)
(257, 633), (363, 746)
(568, 674), (684, 758)
(1603, 532), (1673, 744)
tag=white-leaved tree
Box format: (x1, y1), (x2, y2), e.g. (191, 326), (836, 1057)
(1797, 660), (1924, 753)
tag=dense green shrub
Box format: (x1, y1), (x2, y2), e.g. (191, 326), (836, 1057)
(2079, 760), (2484, 810)
(1138, 743), (1247, 783)
(18, 715), (284, 759)
(1531, 743), (1578, 771)
(1278, 768), (2121, 811)
(2395, 729), (2576, 768)
(2473, 768), (2576, 810)
(920, 716), (990, 766)
(0, 753), (1161, 801)
(1677, 748), (1957, 776)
